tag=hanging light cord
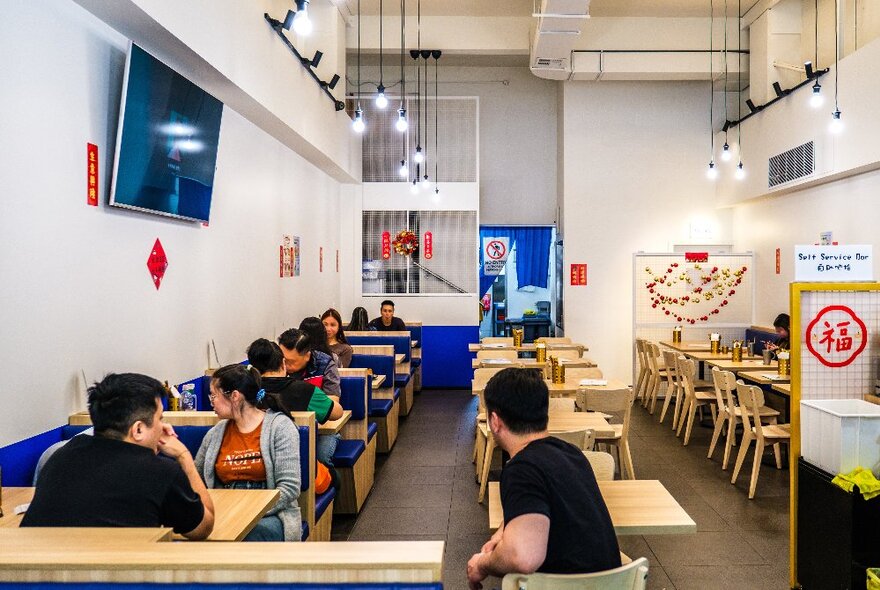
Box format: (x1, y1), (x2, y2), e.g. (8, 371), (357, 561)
(723, 0), (728, 144)
(834, 0), (839, 111)
(357, 0), (361, 108)
(400, 0), (405, 106)
(814, 0), (819, 67)
(434, 55), (439, 186)
(709, 0), (714, 157)
(737, 0), (742, 151)
(424, 57), (429, 174)
(378, 0), (384, 90)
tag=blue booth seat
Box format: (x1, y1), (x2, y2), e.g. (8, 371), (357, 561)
(367, 422), (378, 442)
(315, 486), (336, 521)
(334, 372), (377, 515)
(333, 439), (366, 468)
(369, 398), (394, 416)
(348, 335), (416, 415)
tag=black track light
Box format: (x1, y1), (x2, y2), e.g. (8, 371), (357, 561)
(804, 61), (814, 79)
(772, 81), (785, 97)
(323, 74), (340, 90)
(302, 50), (322, 67)
(745, 99), (757, 113)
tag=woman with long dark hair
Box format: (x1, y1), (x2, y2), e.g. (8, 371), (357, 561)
(348, 307), (370, 332)
(322, 308), (353, 368)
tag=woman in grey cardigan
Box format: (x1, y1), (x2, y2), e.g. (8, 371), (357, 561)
(195, 364), (301, 542)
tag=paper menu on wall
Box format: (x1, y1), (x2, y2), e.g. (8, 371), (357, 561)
(579, 379), (608, 386)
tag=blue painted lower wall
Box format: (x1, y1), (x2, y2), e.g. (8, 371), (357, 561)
(0, 426), (64, 486)
(421, 325), (479, 389)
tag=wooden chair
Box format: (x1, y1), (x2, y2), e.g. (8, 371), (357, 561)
(563, 367), (604, 382)
(583, 450), (616, 481)
(482, 337), (514, 344)
(477, 349), (519, 361)
(501, 557), (649, 590)
(551, 428), (595, 451)
(536, 337), (572, 344)
(731, 383), (790, 499)
(643, 343), (667, 413)
(708, 369), (779, 469)
(582, 388), (636, 479)
(549, 397), (576, 413)
(658, 349), (683, 427)
(633, 339), (649, 404)
(675, 357), (717, 446)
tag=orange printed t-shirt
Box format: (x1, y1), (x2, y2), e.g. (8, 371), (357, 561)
(215, 421), (267, 483)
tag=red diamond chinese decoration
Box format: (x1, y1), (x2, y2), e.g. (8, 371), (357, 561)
(147, 238), (168, 290)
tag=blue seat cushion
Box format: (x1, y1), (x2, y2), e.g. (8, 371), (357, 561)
(395, 374), (411, 387)
(333, 439), (366, 468)
(369, 398), (394, 417)
(393, 388), (401, 401)
(301, 521), (310, 541)
(411, 358), (422, 368)
(368, 422), (378, 441)
(316, 486), (337, 520)
(298, 425), (310, 493)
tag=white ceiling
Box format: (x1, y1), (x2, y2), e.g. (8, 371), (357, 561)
(350, 0), (762, 18)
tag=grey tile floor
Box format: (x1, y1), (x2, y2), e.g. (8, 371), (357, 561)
(331, 390), (791, 590)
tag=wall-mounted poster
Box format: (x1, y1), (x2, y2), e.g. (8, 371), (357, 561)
(280, 235), (294, 278)
(293, 236), (301, 276)
(319, 247), (324, 272)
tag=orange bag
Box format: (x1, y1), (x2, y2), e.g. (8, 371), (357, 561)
(315, 461), (332, 494)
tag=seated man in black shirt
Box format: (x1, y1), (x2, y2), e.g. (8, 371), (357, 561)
(22, 373), (214, 539)
(467, 368), (620, 589)
(368, 299), (407, 331)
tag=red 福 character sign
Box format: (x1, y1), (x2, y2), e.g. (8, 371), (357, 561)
(806, 305), (867, 368)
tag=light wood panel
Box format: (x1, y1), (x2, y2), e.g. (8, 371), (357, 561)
(703, 358), (777, 372)
(659, 341), (711, 353)
(738, 371), (790, 385)
(0, 540), (445, 584)
(472, 358), (597, 369)
(0, 527), (172, 544)
(468, 343), (588, 353)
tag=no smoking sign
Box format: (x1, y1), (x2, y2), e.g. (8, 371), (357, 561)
(483, 237), (509, 276)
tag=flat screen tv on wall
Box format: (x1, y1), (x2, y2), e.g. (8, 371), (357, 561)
(110, 43), (224, 223)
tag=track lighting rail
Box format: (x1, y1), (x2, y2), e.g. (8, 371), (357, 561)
(264, 13), (346, 111)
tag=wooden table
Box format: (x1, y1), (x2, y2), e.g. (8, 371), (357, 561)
(472, 358), (597, 369)
(0, 540), (445, 585)
(574, 379), (630, 409)
(70, 410), (219, 427)
(468, 343), (588, 353)
(473, 380), (587, 398)
(373, 374), (386, 388)
(0, 527), (173, 543)
(489, 480), (696, 534)
(547, 412), (613, 438)
(319, 410), (351, 435)
(395, 353), (405, 364)
(704, 358), (777, 372)
(2, 487), (278, 542)
(772, 383), (792, 396)
(659, 341), (712, 353)
(739, 371), (790, 386)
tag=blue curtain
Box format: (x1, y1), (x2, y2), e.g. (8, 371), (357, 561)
(479, 226), (553, 296)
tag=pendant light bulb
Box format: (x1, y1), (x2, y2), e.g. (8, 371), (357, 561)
(422, 175), (430, 189)
(352, 108), (365, 133)
(292, 1), (312, 36)
(721, 142), (732, 162)
(810, 81), (824, 109)
(414, 146), (424, 163)
(830, 109), (843, 134)
(410, 179), (418, 194)
(398, 160), (408, 177)
(395, 108), (408, 132)
(375, 86), (388, 109)
(735, 161), (745, 180)
(707, 161), (718, 180)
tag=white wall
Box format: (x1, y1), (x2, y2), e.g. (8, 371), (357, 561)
(560, 81), (733, 382)
(0, 0), (344, 446)
(731, 168), (880, 322)
(441, 67), (558, 225)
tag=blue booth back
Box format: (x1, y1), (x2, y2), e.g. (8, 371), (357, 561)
(350, 355), (395, 389)
(341, 376), (369, 420)
(347, 335), (411, 362)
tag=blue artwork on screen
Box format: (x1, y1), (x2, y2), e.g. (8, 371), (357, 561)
(110, 44), (223, 223)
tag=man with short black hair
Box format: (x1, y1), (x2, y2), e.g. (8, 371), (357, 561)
(368, 299), (406, 331)
(22, 373), (214, 540)
(467, 368), (620, 589)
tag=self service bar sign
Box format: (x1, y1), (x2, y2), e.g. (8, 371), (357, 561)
(794, 245), (873, 281)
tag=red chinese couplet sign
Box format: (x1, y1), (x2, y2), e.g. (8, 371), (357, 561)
(87, 143), (98, 206)
(776, 248), (781, 275)
(805, 305), (868, 368)
(319, 247), (324, 272)
(685, 252), (709, 263)
(424, 232), (433, 260)
(570, 264), (587, 286)
(336, 249), (340, 273)
(146, 238), (168, 290)
(381, 232), (391, 260)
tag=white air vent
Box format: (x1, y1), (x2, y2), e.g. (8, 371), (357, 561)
(534, 57), (566, 69)
(768, 141), (815, 188)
